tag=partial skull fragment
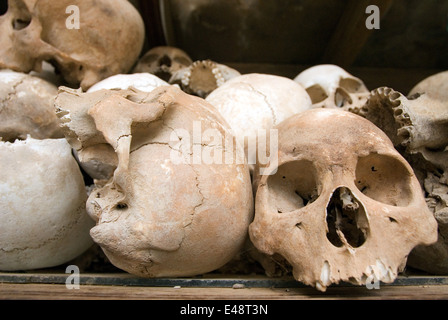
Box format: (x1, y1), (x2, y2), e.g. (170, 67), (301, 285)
(294, 64), (369, 111)
(133, 46), (193, 83)
(0, 0), (145, 90)
(170, 60), (241, 98)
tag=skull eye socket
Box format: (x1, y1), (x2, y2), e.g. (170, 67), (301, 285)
(140, 53), (160, 65)
(339, 78), (364, 93)
(355, 153), (414, 206)
(12, 17), (31, 30)
(305, 84), (328, 104)
(1, 1), (7, 16)
(267, 160), (319, 214)
(8, 0), (32, 30)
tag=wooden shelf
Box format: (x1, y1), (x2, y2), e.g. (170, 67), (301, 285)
(1, 272), (447, 300)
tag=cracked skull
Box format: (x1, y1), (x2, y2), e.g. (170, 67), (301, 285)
(0, 137), (94, 271)
(249, 108), (437, 291)
(0, 70), (63, 141)
(0, 0), (145, 90)
(294, 64), (369, 111)
(206, 73), (312, 170)
(55, 85), (254, 277)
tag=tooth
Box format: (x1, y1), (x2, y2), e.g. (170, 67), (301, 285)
(320, 261), (331, 287)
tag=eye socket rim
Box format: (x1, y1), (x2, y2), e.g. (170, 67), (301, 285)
(305, 84), (329, 104)
(354, 152), (415, 207)
(267, 159), (320, 214)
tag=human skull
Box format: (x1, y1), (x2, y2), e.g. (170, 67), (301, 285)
(249, 108), (438, 291)
(55, 85), (254, 277)
(0, 137), (94, 270)
(0, 0), (145, 91)
(409, 70), (448, 102)
(294, 64), (369, 111)
(356, 85), (448, 274)
(206, 73), (312, 170)
(0, 70), (63, 142)
(133, 46), (193, 82)
(170, 60), (241, 98)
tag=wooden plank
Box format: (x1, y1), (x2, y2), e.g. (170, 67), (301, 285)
(0, 282), (447, 300)
(322, 0), (395, 67)
(1, 272), (448, 288)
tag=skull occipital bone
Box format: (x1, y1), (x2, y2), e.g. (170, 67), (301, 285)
(0, 137), (94, 270)
(206, 73), (313, 169)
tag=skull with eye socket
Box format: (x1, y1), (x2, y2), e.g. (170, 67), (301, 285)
(294, 64), (369, 111)
(133, 46), (193, 83)
(249, 108), (438, 291)
(0, 0), (144, 90)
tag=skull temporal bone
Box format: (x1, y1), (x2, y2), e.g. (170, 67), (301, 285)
(249, 108), (437, 291)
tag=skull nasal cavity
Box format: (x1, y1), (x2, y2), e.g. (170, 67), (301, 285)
(326, 187), (369, 248)
(159, 55), (172, 67)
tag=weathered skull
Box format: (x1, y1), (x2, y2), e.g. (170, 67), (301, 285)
(55, 85), (254, 277)
(60, 73), (171, 181)
(249, 108), (437, 291)
(170, 60), (241, 98)
(0, 0), (145, 90)
(206, 73), (312, 170)
(0, 137), (94, 270)
(294, 64), (369, 111)
(356, 85), (448, 274)
(0, 70), (63, 141)
(133, 46), (193, 82)
(358, 87), (448, 168)
(409, 70), (448, 102)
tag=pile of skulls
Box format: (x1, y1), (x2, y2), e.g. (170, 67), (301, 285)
(0, 0), (445, 292)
